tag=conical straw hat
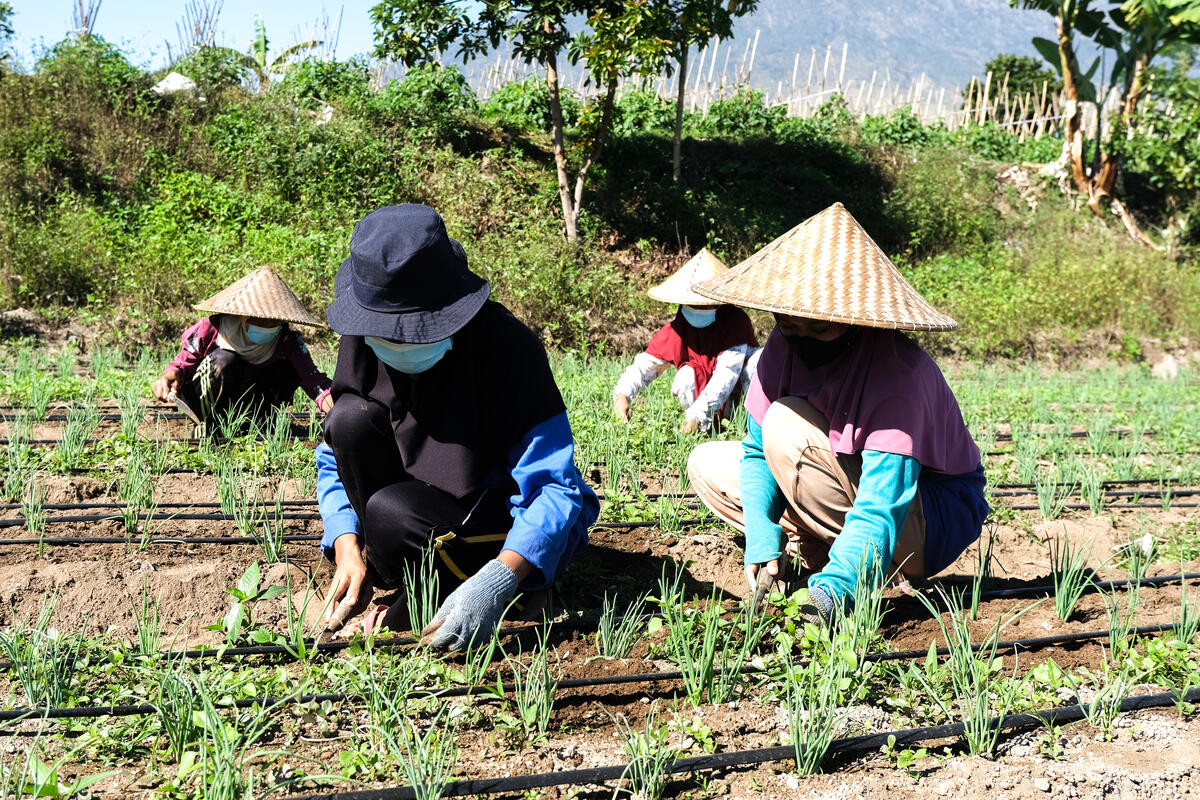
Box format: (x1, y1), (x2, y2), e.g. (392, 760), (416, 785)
(193, 266), (325, 328)
(647, 248), (730, 306)
(691, 203), (956, 331)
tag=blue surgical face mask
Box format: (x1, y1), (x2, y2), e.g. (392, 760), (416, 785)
(246, 324), (282, 344)
(680, 305), (717, 329)
(365, 336), (454, 374)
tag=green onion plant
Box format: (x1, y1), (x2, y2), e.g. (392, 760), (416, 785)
(1049, 533), (1092, 621)
(594, 591), (649, 660)
(614, 706), (677, 800)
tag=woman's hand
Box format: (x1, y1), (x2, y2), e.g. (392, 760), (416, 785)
(613, 393), (632, 421)
(323, 534), (372, 633)
(680, 418), (699, 435)
(152, 368), (180, 401)
(319, 392), (334, 414)
(745, 558), (782, 606)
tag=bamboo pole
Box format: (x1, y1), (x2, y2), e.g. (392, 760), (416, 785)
(747, 29), (760, 82)
(820, 43), (832, 92)
(977, 70), (992, 125)
(838, 41), (848, 89)
(790, 51), (800, 115)
(707, 39), (719, 84)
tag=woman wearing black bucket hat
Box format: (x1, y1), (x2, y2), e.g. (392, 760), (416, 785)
(315, 204), (599, 650)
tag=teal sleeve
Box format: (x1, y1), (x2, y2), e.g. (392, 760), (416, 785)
(740, 416), (787, 564)
(810, 450), (920, 609)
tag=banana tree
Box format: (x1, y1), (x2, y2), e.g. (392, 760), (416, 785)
(1013, 0), (1200, 242)
(246, 15), (322, 93)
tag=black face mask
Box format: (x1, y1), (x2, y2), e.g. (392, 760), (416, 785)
(784, 329), (858, 369)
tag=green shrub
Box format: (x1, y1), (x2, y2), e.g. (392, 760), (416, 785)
(611, 88), (675, 137)
(278, 57), (369, 109)
(34, 35), (147, 108)
(172, 46), (249, 95)
(689, 88), (785, 138)
(368, 64), (477, 140)
(481, 76), (580, 133)
(861, 107), (944, 148)
(0, 199), (122, 305)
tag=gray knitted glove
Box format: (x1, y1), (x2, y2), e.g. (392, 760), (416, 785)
(421, 559), (518, 651)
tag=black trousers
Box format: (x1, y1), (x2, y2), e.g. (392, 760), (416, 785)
(182, 349), (301, 425)
(324, 394), (511, 590)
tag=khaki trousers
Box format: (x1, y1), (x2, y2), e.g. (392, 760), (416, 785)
(687, 397), (927, 578)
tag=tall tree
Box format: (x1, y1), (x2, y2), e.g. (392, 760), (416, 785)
(654, 1), (758, 182)
(1012, 0), (1200, 241)
(371, 0), (675, 241)
(0, 2), (14, 69)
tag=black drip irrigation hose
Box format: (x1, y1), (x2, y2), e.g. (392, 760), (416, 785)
(0, 512), (322, 529)
(281, 686), (1200, 800)
(0, 500), (319, 511)
(0, 534), (322, 546)
(1, 570), (1191, 675)
(1, 618), (1190, 723)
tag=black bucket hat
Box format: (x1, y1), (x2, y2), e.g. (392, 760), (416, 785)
(326, 205), (490, 342)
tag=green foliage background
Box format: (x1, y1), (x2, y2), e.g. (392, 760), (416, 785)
(1, 34), (1198, 358)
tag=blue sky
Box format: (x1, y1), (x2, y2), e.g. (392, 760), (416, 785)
(6, 2), (377, 69)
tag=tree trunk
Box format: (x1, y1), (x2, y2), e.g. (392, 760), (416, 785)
(673, 46), (688, 183)
(544, 48), (577, 241)
(1090, 55), (1149, 214)
(569, 75), (619, 237)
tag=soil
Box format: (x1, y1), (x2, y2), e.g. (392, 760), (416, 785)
(1, 418), (1199, 798)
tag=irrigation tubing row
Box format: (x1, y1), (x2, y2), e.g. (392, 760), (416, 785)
(0, 516), (693, 534)
(0, 512), (323, 529)
(2, 569), (1192, 676)
(282, 686), (1200, 800)
(7, 495), (1198, 535)
(1, 621), (1189, 723)
(4, 481), (1194, 514)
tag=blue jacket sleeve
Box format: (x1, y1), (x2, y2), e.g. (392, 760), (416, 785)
(504, 412), (598, 591)
(810, 450), (920, 608)
(741, 416), (787, 564)
(316, 442), (360, 562)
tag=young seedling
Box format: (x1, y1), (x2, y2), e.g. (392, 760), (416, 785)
(1102, 583), (1138, 656)
(787, 650), (854, 775)
(498, 626), (559, 745)
(27, 376), (52, 420)
(614, 706), (677, 800)
(53, 398), (100, 473)
(20, 476), (47, 540)
(152, 664), (204, 761)
(117, 383), (144, 442)
(204, 563), (287, 649)
(1177, 573), (1199, 645)
(1034, 469), (1075, 521)
(401, 546), (441, 635)
(1076, 458), (1105, 515)
(594, 591), (649, 660)
(1048, 533), (1092, 622)
(2, 414), (32, 503)
(910, 586), (1033, 757)
(969, 524), (996, 620)
(129, 579), (164, 657)
(393, 704), (460, 800)
(1069, 652), (1139, 740)
(0, 594), (83, 708)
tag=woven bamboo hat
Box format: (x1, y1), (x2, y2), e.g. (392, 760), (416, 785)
(646, 248), (730, 306)
(193, 266), (325, 328)
(692, 203), (956, 331)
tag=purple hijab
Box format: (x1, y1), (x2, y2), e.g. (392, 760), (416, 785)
(746, 327), (980, 475)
